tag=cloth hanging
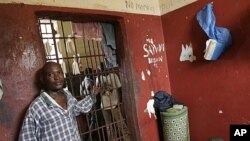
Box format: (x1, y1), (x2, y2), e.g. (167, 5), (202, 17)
(44, 40), (52, 56)
(66, 37), (76, 54)
(61, 61), (67, 74)
(72, 22), (103, 41)
(102, 46), (117, 68)
(72, 55), (80, 75)
(56, 41), (62, 54)
(101, 23), (116, 49)
(101, 23), (118, 67)
(196, 2), (232, 60)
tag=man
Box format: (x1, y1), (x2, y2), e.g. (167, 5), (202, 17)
(96, 62), (130, 141)
(80, 68), (94, 96)
(19, 62), (99, 141)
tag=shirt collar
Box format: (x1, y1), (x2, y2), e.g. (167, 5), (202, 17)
(40, 89), (70, 110)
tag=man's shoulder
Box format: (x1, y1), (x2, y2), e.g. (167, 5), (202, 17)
(25, 96), (45, 117)
(29, 96), (44, 107)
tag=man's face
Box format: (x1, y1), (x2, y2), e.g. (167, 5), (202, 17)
(43, 63), (65, 92)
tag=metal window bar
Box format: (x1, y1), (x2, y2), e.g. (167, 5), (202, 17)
(38, 18), (130, 141)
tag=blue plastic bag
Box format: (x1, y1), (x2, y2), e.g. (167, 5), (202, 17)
(196, 2), (232, 60)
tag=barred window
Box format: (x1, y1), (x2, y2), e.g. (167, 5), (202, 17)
(38, 18), (130, 141)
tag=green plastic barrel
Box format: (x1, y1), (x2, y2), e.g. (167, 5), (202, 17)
(160, 105), (190, 141)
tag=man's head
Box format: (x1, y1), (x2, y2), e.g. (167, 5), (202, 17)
(40, 62), (65, 92)
(99, 62), (106, 71)
(85, 68), (93, 74)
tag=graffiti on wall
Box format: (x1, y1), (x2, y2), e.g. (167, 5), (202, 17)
(141, 38), (165, 82)
(141, 69), (151, 81)
(1, 0), (159, 15)
(144, 98), (156, 119)
(142, 38), (165, 119)
(125, 0), (155, 13)
(143, 38), (165, 67)
(160, 0), (197, 14)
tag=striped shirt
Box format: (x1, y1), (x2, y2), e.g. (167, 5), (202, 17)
(19, 89), (95, 141)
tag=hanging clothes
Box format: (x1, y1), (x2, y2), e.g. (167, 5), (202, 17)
(66, 36), (76, 54)
(44, 40), (52, 56)
(72, 55), (80, 75)
(61, 61), (67, 75)
(196, 2), (232, 60)
(101, 23), (116, 50)
(56, 41), (62, 54)
(72, 22), (103, 41)
(101, 23), (118, 67)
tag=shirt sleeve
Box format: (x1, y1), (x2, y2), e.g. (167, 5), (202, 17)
(73, 95), (96, 116)
(19, 115), (38, 141)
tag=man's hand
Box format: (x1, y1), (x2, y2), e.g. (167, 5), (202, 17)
(92, 86), (101, 96)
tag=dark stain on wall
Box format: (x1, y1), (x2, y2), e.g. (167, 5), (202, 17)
(0, 101), (13, 127)
(0, 3), (170, 141)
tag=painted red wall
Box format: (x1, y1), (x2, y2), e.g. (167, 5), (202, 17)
(162, 0), (250, 140)
(0, 4), (171, 141)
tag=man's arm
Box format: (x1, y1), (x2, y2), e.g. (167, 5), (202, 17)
(73, 87), (100, 115)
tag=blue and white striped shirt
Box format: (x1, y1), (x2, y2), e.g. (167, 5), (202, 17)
(19, 89), (95, 141)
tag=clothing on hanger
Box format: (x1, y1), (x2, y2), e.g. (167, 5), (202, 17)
(44, 40), (52, 56)
(72, 55), (80, 75)
(60, 61), (67, 75)
(101, 23), (118, 67)
(66, 36), (76, 54)
(56, 41), (62, 54)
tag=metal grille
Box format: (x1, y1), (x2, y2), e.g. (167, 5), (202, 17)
(38, 18), (130, 141)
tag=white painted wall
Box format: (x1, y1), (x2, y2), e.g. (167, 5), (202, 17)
(0, 0), (196, 16)
(159, 0), (197, 14)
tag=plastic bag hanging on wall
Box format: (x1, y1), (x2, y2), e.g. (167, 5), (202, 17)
(196, 2), (232, 60)
(179, 43), (196, 62)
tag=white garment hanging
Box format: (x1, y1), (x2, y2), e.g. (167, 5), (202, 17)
(66, 36), (76, 53)
(72, 55), (80, 75)
(61, 61), (67, 74)
(56, 41), (62, 54)
(44, 40), (52, 55)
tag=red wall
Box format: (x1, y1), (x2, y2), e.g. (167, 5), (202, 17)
(0, 4), (171, 141)
(162, 0), (250, 140)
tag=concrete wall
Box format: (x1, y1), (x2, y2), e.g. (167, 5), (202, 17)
(2, 0), (249, 140)
(0, 4), (171, 141)
(161, 0), (250, 140)
(0, 0), (197, 16)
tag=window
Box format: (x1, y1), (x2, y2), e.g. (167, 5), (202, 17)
(38, 17), (130, 141)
